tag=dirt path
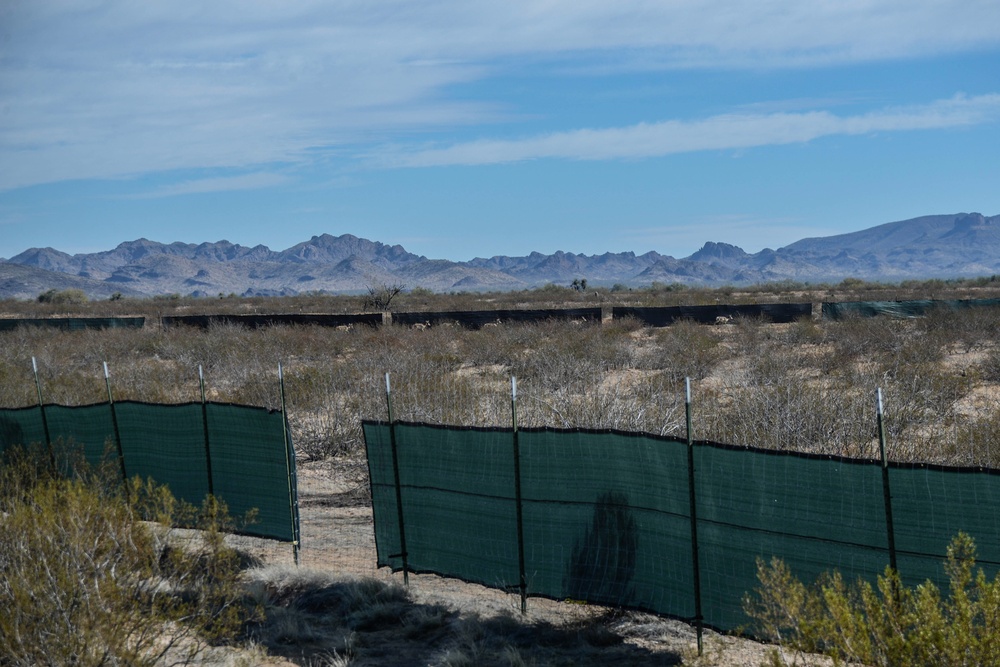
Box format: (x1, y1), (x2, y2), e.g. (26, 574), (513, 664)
(229, 458), (811, 667)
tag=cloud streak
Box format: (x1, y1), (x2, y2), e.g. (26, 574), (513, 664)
(1, 2), (999, 191)
(372, 94), (1000, 167)
(121, 172), (291, 199)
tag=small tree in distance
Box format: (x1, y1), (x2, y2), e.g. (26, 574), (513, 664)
(363, 282), (405, 310)
(38, 288), (88, 305)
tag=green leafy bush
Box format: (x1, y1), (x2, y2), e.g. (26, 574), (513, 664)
(745, 533), (1000, 666)
(37, 288), (88, 304)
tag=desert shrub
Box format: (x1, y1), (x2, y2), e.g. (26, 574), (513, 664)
(952, 408), (1000, 468)
(786, 316), (825, 346)
(745, 533), (1000, 667)
(699, 379), (868, 455)
(0, 448), (259, 666)
(977, 348), (1000, 384)
(640, 320), (724, 382)
(362, 282), (405, 310)
(37, 288), (88, 304)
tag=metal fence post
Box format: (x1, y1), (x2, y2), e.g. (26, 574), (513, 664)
(104, 362), (128, 489)
(511, 376), (528, 614)
(199, 365), (215, 497)
(385, 372), (410, 585)
(279, 363), (301, 565)
(32, 357), (54, 470)
(686, 378), (704, 656)
(877, 388), (898, 575)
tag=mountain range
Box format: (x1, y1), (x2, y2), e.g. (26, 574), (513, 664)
(1, 212), (997, 299)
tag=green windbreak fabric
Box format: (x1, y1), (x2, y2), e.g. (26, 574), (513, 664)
(0, 406), (51, 461)
(823, 298), (1000, 319)
(0, 401), (296, 543)
(44, 403), (118, 467)
(693, 444), (889, 631)
(364, 422), (521, 589)
(890, 464), (1000, 587)
(206, 403), (296, 542)
(115, 402), (210, 507)
(518, 429), (695, 617)
(367, 422), (1000, 632)
(365, 423), (698, 619)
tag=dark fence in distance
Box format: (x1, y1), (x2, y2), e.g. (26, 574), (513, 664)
(822, 298), (1000, 320)
(0, 317), (146, 332)
(613, 303), (812, 326)
(162, 313), (383, 329)
(392, 308), (603, 329)
(10, 298), (1000, 333)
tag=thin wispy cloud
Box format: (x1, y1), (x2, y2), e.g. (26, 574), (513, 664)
(2, 2), (999, 191)
(122, 173), (291, 199)
(373, 94), (1000, 167)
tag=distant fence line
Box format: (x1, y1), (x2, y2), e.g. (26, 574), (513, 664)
(822, 298), (1000, 320)
(161, 313), (383, 330)
(0, 317), (145, 332)
(4, 298), (1000, 332)
(391, 308), (603, 329)
(612, 303), (812, 326)
(364, 384), (1000, 635)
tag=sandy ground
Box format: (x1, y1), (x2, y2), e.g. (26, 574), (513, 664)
(223, 458), (821, 667)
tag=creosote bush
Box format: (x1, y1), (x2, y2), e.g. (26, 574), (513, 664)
(0, 445), (261, 666)
(745, 532), (1000, 667)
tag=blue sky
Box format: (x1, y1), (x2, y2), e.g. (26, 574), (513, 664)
(1, 1), (999, 262)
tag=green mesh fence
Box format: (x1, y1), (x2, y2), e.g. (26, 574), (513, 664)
(822, 298), (1000, 319)
(0, 401), (298, 543)
(364, 421), (1000, 632)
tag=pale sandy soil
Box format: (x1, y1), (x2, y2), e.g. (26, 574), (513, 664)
(215, 459), (827, 667)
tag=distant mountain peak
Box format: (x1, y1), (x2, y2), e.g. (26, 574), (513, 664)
(2, 212), (998, 299)
(687, 242), (749, 263)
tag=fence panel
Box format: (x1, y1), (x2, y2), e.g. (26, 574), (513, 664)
(822, 298), (1000, 319)
(519, 429), (695, 617)
(44, 403), (118, 467)
(116, 401), (210, 507)
(0, 406), (48, 459)
(0, 317), (145, 332)
(890, 464), (1000, 587)
(613, 303), (811, 326)
(364, 421), (521, 589)
(693, 444), (889, 630)
(366, 421), (1000, 633)
(205, 403), (296, 541)
(0, 401), (297, 543)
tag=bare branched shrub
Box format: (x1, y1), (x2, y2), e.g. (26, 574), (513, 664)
(362, 283), (405, 311)
(640, 320), (724, 382)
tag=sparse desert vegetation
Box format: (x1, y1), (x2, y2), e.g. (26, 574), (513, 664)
(5, 278), (1000, 665)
